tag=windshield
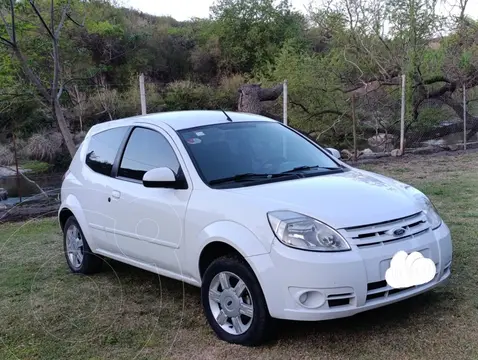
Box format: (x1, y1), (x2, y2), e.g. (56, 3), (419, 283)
(178, 121), (342, 187)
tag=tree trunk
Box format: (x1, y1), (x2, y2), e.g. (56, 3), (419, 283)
(238, 83), (283, 119)
(405, 96), (478, 143)
(440, 96), (478, 140)
(54, 98), (76, 157)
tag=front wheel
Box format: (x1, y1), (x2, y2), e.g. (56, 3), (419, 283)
(63, 216), (102, 274)
(201, 256), (272, 346)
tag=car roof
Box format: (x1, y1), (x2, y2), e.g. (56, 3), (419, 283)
(88, 110), (278, 135)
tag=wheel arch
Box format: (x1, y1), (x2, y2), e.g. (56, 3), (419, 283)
(59, 208), (74, 231)
(58, 194), (97, 250)
(195, 221), (272, 281)
(199, 241), (245, 279)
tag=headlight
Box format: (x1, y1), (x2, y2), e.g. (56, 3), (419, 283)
(267, 211), (350, 252)
(405, 186), (442, 230)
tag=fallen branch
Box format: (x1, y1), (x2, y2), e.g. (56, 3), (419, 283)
(289, 98), (351, 121)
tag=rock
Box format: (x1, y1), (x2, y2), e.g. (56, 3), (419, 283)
(367, 133), (396, 152)
(422, 138), (446, 147)
(341, 149), (353, 159)
(0, 188), (7, 201)
(447, 144), (459, 151)
(361, 148), (374, 156)
(391, 149), (402, 157)
(0, 167), (15, 177)
(0, 166), (30, 177)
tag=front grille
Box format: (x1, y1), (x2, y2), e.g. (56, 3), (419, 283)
(365, 262), (439, 303)
(339, 212), (431, 248)
(327, 292), (355, 308)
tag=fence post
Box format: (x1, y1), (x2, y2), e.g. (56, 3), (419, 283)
(283, 79), (288, 126)
(463, 84), (467, 150)
(139, 73), (147, 115)
(352, 94), (357, 162)
(12, 132), (21, 203)
(400, 74), (406, 155)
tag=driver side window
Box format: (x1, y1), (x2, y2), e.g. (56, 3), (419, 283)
(118, 127), (180, 181)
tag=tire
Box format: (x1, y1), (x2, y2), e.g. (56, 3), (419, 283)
(201, 255), (272, 346)
(63, 216), (102, 274)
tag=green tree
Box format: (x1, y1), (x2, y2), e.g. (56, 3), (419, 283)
(0, 0), (89, 157)
(210, 0), (307, 74)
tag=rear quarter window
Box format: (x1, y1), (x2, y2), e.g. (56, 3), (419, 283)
(85, 127), (128, 176)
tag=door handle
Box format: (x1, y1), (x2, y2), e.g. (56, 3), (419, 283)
(111, 190), (121, 199)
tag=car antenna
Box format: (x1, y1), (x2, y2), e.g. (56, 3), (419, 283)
(220, 109), (233, 122)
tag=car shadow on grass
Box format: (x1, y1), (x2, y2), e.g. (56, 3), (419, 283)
(98, 257), (455, 346)
(275, 291), (441, 332)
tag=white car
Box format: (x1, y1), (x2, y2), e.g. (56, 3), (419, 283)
(59, 111), (452, 346)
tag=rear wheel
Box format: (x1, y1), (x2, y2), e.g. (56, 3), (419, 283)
(201, 256), (272, 346)
(63, 216), (102, 274)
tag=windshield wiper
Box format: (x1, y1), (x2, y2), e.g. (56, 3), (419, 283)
(209, 172), (296, 185)
(280, 165), (341, 174)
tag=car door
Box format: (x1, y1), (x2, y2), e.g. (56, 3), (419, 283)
(80, 126), (130, 251)
(105, 125), (192, 275)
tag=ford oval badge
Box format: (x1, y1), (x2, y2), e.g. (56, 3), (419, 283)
(392, 228), (406, 237)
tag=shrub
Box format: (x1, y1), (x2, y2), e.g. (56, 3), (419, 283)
(89, 88), (121, 121)
(20, 160), (51, 173)
(163, 77), (244, 112)
(163, 81), (215, 111)
(116, 81), (164, 117)
(0, 144), (14, 166)
(73, 131), (86, 145)
(22, 132), (63, 162)
(214, 74), (245, 110)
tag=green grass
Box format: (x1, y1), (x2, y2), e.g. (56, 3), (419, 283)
(1, 153), (478, 359)
(19, 160), (51, 174)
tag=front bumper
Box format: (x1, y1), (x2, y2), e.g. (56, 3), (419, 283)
(248, 222), (452, 321)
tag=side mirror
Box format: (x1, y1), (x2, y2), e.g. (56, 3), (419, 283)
(143, 167), (186, 189)
(326, 148), (341, 159)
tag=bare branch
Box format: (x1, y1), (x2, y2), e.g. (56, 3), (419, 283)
(289, 98), (352, 121)
(55, 0), (71, 38)
(12, 46), (50, 100)
(9, 0), (16, 44)
(358, 36), (389, 77)
(53, 1), (73, 100)
(343, 47), (366, 86)
(28, 0), (55, 39)
(315, 114), (346, 141)
(0, 166), (49, 198)
(0, 5), (15, 46)
(50, 0), (54, 34)
(57, 82), (65, 100)
(459, 0), (469, 20)
(66, 12), (85, 27)
(58, 69), (103, 98)
(0, 36), (14, 47)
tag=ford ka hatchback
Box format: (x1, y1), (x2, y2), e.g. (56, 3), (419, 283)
(59, 111), (452, 346)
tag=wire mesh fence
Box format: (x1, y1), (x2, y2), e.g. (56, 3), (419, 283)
(401, 84), (477, 153)
(1, 74), (477, 179)
(284, 77), (478, 161)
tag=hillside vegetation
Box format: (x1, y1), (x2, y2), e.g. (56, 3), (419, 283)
(0, 0), (477, 166)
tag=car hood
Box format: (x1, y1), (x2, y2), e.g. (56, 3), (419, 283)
(224, 169), (422, 229)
